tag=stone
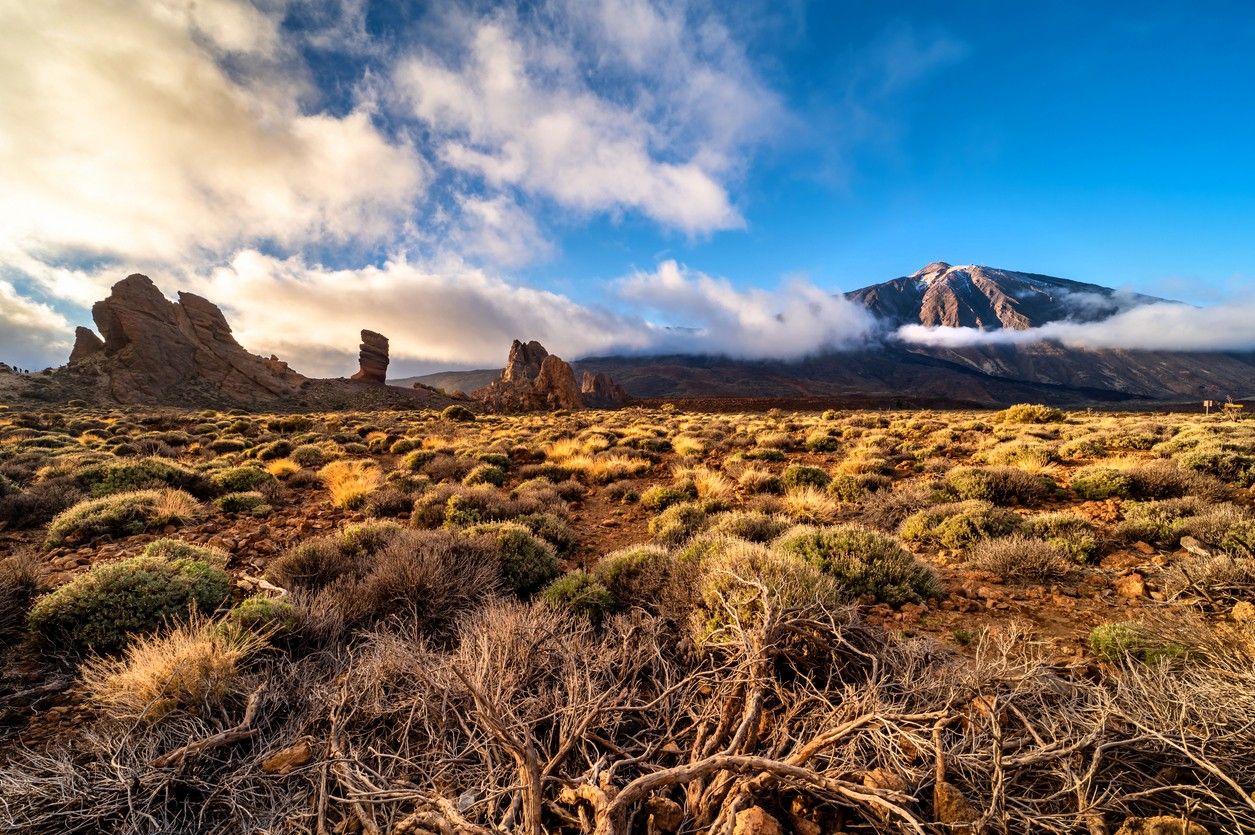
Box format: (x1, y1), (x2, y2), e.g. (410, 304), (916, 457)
(350, 329), (389, 384)
(863, 767), (907, 793)
(1115, 573), (1146, 599)
(472, 339), (589, 412)
(534, 355), (583, 410)
(1232, 600), (1255, 623)
(261, 739), (314, 775)
(68, 327), (105, 365)
(732, 807), (783, 835)
(933, 781), (979, 830)
(503, 339), (549, 382)
(1178, 536), (1211, 558)
(645, 796), (683, 833)
(1114, 816), (1209, 835)
(77, 274), (305, 405)
(580, 370), (628, 408)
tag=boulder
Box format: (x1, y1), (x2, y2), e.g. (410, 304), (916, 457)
(76, 274), (305, 404)
(535, 355), (583, 410)
(580, 370), (628, 408)
(933, 781), (980, 832)
(503, 339), (549, 382)
(732, 807), (783, 835)
(472, 339), (596, 412)
(350, 329), (389, 384)
(68, 327), (105, 365)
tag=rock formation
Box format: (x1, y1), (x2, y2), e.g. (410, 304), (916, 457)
(580, 370), (628, 408)
(71, 274), (305, 404)
(472, 339), (619, 411)
(68, 327), (105, 365)
(350, 330), (389, 384)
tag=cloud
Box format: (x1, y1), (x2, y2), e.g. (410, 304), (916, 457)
(0, 280), (72, 371)
(617, 260), (879, 358)
(393, 0), (782, 235)
(0, 0), (425, 264)
(897, 299), (1255, 353)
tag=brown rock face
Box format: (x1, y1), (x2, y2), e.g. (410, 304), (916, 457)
(350, 329), (389, 384)
(68, 327), (105, 365)
(78, 274), (305, 405)
(579, 370), (627, 408)
(472, 339), (599, 412)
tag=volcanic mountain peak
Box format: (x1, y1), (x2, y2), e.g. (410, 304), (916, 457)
(847, 262), (1162, 331)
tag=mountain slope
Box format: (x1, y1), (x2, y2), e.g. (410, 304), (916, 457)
(846, 262), (1160, 329)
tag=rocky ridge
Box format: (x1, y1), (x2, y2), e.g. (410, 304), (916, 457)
(471, 340), (626, 411)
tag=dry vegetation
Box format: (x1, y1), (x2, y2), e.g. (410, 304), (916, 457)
(0, 402), (1253, 833)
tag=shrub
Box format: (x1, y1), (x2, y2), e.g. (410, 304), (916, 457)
(594, 545), (676, 612)
(774, 524), (940, 604)
(207, 437), (247, 454)
(463, 463), (506, 487)
(649, 501), (708, 545)
(945, 466), (1052, 506)
(208, 465), (275, 494)
(364, 488), (415, 519)
(1070, 466), (1133, 500)
(828, 473), (891, 502)
(736, 467), (782, 494)
(74, 457), (209, 498)
(266, 458), (300, 479)
(900, 500), (1022, 549)
(253, 440), (292, 461)
(513, 511), (576, 555)
(0, 551), (41, 636)
(995, 404), (1063, 424)
(967, 536), (1074, 581)
(708, 510), (792, 543)
(1176, 446), (1255, 487)
(804, 430), (840, 452)
(640, 482), (696, 511)
(28, 553), (230, 652)
(1126, 461), (1224, 500)
(1114, 498), (1205, 545)
(1088, 622), (1184, 664)
(319, 459), (381, 509)
(441, 405), (476, 422)
(215, 491), (267, 514)
(781, 486), (840, 524)
(540, 572), (613, 621)
(79, 618), (262, 721)
(1024, 512), (1099, 562)
(291, 444), (327, 467)
(742, 447), (786, 462)
(401, 449), (439, 471)
(221, 596), (302, 641)
(471, 522), (559, 596)
(45, 489), (201, 547)
(142, 538), (228, 566)
(781, 465), (831, 490)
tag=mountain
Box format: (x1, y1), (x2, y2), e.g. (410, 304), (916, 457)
(845, 262), (1160, 329)
(565, 263), (1255, 407)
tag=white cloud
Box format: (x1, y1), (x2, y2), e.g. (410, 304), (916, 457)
(393, 0), (782, 235)
(617, 260), (879, 358)
(897, 300), (1255, 353)
(0, 0), (424, 264)
(0, 280), (72, 371)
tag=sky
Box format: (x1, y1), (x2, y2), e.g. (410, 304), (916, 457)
(2, 0), (1254, 376)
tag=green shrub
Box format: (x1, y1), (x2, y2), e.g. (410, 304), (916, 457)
(649, 501), (708, 545)
(513, 511), (577, 555)
(441, 405), (476, 422)
(781, 465), (831, 490)
(773, 524), (940, 604)
(1088, 622), (1183, 664)
(994, 404), (1063, 424)
(708, 510), (792, 543)
(207, 438), (248, 454)
(215, 491), (267, 513)
(208, 466), (275, 494)
(1071, 466), (1133, 500)
(221, 595), (301, 640)
(1024, 512), (1098, 562)
(804, 430), (840, 452)
(640, 482), (696, 511)
(266, 415), (313, 434)
(900, 500), (1022, 549)
(253, 440), (292, 461)
(142, 538), (228, 566)
(594, 545), (676, 612)
(1114, 499), (1204, 545)
(471, 522), (559, 596)
(74, 457), (209, 498)
(463, 463), (506, 487)
(45, 489), (201, 547)
(540, 572), (613, 621)
(741, 447), (787, 462)
(291, 444), (326, 467)
(401, 449), (439, 471)
(828, 473), (891, 502)
(28, 554), (230, 652)
(945, 466), (1052, 506)
(1177, 445), (1255, 487)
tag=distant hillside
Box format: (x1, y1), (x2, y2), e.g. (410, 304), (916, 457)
(391, 368), (500, 394)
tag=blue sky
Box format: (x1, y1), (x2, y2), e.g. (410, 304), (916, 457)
(1, 0), (1253, 374)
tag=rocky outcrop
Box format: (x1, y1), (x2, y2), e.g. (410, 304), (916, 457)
(68, 327), (105, 365)
(350, 330), (389, 384)
(580, 370), (627, 408)
(72, 274), (305, 405)
(473, 339), (614, 412)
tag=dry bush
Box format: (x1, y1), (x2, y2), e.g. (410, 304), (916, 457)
(80, 617), (263, 722)
(967, 535), (1075, 581)
(318, 459), (381, 508)
(780, 485), (840, 523)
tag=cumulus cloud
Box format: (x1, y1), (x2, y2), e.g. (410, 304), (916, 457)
(617, 261), (879, 358)
(0, 0), (425, 264)
(897, 299), (1255, 353)
(0, 281), (71, 371)
(393, 0), (782, 235)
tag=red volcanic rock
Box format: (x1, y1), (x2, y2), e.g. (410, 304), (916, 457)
(473, 339), (598, 412)
(350, 330), (389, 384)
(76, 274), (305, 404)
(580, 370), (627, 408)
(68, 327), (105, 365)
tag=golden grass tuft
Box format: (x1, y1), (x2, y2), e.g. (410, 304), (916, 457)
(781, 485), (841, 524)
(266, 458), (301, 479)
(319, 459), (381, 508)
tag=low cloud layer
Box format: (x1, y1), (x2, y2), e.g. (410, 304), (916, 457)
(0, 280), (71, 371)
(897, 299), (1255, 353)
